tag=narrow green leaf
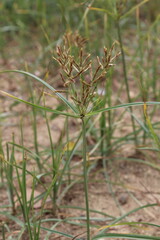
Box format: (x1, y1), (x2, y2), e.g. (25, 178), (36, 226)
(0, 212), (24, 227)
(0, 90), (78, 118)
(98, 221), (160, 231)
(121, 0), (149, 19)
(89, 7), (114, 17)
(138, 147), (160, 152)
(86, 102), (160, 117)
(0, 70), (78, 114)
(40, 226), (78, 239)
(93, 233), (160, 239)
(99, 203), (158, 234)
(60, 205), (115, 219)
(114, 157), (160, 171)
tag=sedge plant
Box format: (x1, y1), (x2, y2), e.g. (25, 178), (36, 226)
(53, 33), (120, 239)
(1, 32), (120, 239)
(1, 31), (160, 239)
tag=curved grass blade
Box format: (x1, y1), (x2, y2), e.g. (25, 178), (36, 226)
(60, 205), (115, 219)
(97, 221), (160, 232)
(93, 233), (160, 239)
(0, 70), (78, 114)
(89, 0), (149, 20)
(88, 7), (115, 17)
(8, 142), (41, 160)
(0, 91), (78, 118)
(86, 102), (160, 117)
(138, 147), (160, 152)
(99, 203), (158, 235)
(0, 212), (24, 227)
(115, 157), (160, 171)
(121, 0), (149, 19)
(40, 226), (81, 239)
(78, 0), (95, 30)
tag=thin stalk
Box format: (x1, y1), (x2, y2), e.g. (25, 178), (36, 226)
(136, 9), (147, 145)
(82, 118), (90, 240)
(26, 71), (41, 170)
(44, 110), (57, 214)
(152, 25), (158, 100)
(100, 112), (105, 162)
(99, 83), (107, 163)
(0, 129), (4, 182)
(100, 72), (113, 162)
(84, 14), (90, 51)
(7, 135), (16, 215)
(103, 158), (125, 218)
(116, 19), (138, 146)
(20, 118), (33, 240)
(2, 224), (5, 240)
(66, 91), (71, 184)
(106, 70), (113, 154)
(32, 103), (41, 170)
(43, 95), (57, 213)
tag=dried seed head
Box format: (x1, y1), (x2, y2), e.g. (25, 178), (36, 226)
(53, 32), (119, 115)
(63, 31), (87, 48)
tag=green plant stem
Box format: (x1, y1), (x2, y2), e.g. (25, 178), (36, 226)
(44, 109), (57, 214)
(106, 71), (113, 154)
(18, 119), (33, 240)
(27, 77), (41, 170)
(100, 112), (105, 161)
(116, 19), (138, 147)
(32, 106), (41, 169)
(136, 14), (147, 145)
(82, 118), (90, 240)
(2, 224), (5, 240)
(8, 135), (16, 215)
(0, 130), (4, 182)
(66, 91), (71, 184)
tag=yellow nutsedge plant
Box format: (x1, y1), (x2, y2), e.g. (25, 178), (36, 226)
(53, 32), (120, 118)
(52, 32), (120, 240)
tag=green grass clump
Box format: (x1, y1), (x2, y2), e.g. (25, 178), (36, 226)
(0, 0), (160, 239)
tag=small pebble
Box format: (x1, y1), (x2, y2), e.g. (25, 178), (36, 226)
(118, 193), (128, 205)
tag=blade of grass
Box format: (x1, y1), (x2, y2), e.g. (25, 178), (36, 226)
(0, 90), (78, 118)
(82, 118), (90, 240)
(99, 203), (158, 234)
(0, 212), (24, 227)
(0, 70), (78, 114)
(93, 233), (160, 239)
(116, 18), (138, 146)
(86, 102), (160, 117)
(120, 0), (149, 19)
